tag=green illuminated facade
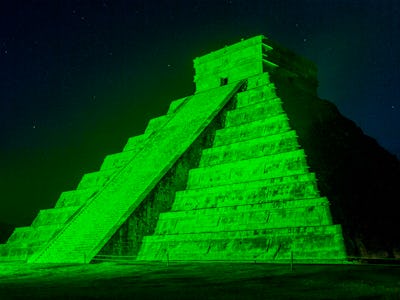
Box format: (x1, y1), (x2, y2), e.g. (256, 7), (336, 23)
(0, 35), (355, 263)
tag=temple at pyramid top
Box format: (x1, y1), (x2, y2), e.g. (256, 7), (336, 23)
(0, 35), (398, 264)
(193, 35), (317, 92)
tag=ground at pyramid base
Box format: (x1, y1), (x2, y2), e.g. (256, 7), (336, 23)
(0, 35), (399, 264)
(1, 262), (400, 299)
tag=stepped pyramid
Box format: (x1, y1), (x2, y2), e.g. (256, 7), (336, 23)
(1, 35), (398, 264)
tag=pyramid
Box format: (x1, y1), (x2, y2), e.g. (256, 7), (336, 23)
(1, 35), (398, 264)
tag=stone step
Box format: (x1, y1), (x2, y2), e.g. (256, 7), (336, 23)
(139, 248), (346, 262)
(142, 223), (343, 243)
(165, 197), (328, 219)
(173, 173), (320, 211)
(137, 225), (346, 261)
(235, 83), (278, 108)
(213, 113), (291, 147)
(199, 130), (300, 167)
(76, 168), (119, 190)
(156, 198), (332, 234)
(55, 188), (98, 208)
(31, 206), (80, 227)
(100, 149), (137, 171)
(225, 97), (283, 127)
(187, 149), (309, 189)
(122, 134), (148, 152)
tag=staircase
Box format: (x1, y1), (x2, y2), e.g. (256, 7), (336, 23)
(22, 82), (242, 263)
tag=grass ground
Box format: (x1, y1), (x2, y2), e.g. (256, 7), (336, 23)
(0, 261), (399, 299)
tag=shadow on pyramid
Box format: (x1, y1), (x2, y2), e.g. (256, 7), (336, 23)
(1, 35), (399, 264)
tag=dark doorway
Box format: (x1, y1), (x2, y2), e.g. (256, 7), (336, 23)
(220, 77), (228, 86)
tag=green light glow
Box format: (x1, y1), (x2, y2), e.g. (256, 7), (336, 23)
(0, 35), (347, 264)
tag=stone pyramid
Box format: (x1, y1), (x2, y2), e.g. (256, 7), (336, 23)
(1, 35), (398, 264)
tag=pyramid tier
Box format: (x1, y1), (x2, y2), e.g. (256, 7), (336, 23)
(0, 236), (51, 260)
(138, 225), (346, 262)
(120, 98), (187, 152)
(166, 97), (187, 114)
(187, 149), (309, 189)
(102, 114), (174, 171)
(173, 173), (320, 211)
(261, 42), (317, 81)
(213, 113), (291, 147)
(225, 97), (283, 128)
(144, 115), (172, 135)
(6, 224), (62, 246)
(55, 188), (98, 208)
(0, 244), (28, 261)
(76, 168), (119, 190)
(156, 197), (332, 235)
(199, 130), (299, 167)
(100, 149), (140, 171)
(235, 83), (278, 108)
(31, 206), (80, 227)
(123, 134), (148, 152)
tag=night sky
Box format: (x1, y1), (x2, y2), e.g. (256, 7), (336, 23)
(1, 0), (399, 226)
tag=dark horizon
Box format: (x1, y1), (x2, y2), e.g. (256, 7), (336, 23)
(1, 0), (399, 226)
